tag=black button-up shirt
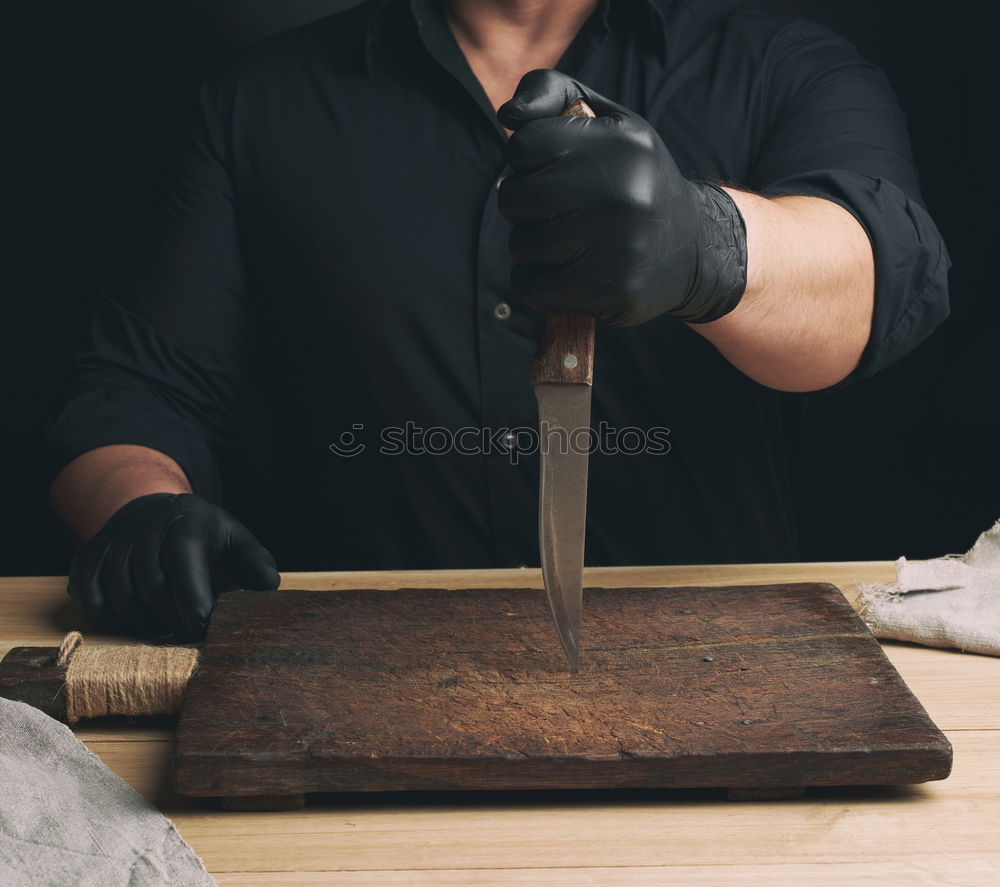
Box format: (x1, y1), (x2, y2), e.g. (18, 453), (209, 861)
(45, 0), (949, 569)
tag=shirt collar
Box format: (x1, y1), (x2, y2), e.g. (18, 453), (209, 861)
(362, 0), (670, 77)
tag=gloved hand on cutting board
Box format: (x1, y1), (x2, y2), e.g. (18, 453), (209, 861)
(68, 493), (280, 641)
(497, 69), (748, 326)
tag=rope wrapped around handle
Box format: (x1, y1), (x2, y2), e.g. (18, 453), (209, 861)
(1, 632), (199, 723)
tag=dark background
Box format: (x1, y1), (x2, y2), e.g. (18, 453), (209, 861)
(4, 0), (991, 575)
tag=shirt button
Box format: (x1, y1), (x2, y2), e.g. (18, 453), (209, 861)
(494, 302), (512, 321)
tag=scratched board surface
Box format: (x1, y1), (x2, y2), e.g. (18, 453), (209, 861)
(173, 584), (952, 798)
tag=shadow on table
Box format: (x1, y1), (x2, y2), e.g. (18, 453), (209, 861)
(150, 782), (930, 814)
(305, 783), (927, 809)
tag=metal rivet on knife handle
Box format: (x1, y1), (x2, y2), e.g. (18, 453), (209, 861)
(531, 316), (595, 386)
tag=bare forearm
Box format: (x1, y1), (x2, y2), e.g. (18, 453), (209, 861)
(693, 191), (875, 392)
(50, 445), (191, 541)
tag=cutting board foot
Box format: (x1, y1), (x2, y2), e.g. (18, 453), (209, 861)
(222, 794), (306, 812)
(727, 787), (805, 801)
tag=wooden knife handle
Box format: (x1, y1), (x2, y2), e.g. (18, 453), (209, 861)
(531, 314), (595, 386)
(530, 99), (597, 387)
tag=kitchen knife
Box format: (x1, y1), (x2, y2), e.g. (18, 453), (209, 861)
(533, 98), (597, 673)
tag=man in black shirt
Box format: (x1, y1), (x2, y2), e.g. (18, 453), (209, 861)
(46, 0), (949, 639)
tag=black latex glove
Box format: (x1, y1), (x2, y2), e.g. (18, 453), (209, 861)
(497, 69), (748, 326)
(68, 493), (280, 640)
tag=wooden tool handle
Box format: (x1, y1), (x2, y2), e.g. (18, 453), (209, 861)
(1, 638), (198, 722)
(0, 646), (68, 719)
(530, 98), (597, 387)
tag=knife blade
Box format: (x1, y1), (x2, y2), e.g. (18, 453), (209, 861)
(533, 98), (597, 673)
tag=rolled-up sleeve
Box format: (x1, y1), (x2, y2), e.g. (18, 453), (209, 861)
(44, 74), (251, 500)
(750, 20), (950, 385)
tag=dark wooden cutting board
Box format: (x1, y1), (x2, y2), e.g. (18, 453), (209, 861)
(173, 583), (952, 806)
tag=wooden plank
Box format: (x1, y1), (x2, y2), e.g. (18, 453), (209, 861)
(85, 731), (999, 874)
(143, 732), (999, 874)
(212, 859), (1000, 886)
(270, 563), (899, 596)
(76, 738), (190, 810)
(879, 644), (1000, 731)
(174, 584), (949, 799)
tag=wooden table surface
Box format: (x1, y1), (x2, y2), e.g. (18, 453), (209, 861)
(2, 564), (998, 885)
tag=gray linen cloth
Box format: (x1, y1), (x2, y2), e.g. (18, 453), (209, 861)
(0, 697), (215, 887)
(858, 518), (1000, 657)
